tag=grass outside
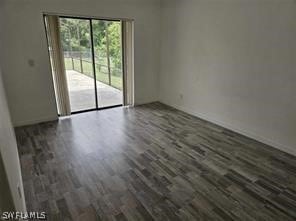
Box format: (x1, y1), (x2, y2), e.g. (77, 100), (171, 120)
(64, 58), (122, 90)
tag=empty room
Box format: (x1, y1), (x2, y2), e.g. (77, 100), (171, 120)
(0, 0), (295, 220)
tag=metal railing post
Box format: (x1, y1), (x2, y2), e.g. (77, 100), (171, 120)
(105, 22), (112, 86)
(80, 52), (83, 73)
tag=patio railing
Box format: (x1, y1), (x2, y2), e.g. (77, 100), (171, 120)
(63, 51), (122, 90)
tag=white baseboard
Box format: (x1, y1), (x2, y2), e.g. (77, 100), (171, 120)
(160, 100), (296, 157)
(13, 115), (58, 127)
(134, 98), (159, 106)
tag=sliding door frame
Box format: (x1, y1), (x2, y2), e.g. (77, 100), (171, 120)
(121, 20), (126, 107)
(44, 13), (126, 115)
(89, 19), (99, 110)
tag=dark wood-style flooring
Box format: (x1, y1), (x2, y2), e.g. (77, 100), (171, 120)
(16, 103), (296, 221)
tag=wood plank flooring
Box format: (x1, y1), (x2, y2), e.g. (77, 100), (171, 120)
(15, 102), (296, 221)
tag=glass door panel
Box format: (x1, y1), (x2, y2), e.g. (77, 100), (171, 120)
(59, 18), (96, 112)
(92, 20), (123, 108)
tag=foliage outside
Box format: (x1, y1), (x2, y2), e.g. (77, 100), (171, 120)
(60, 18), (123, 90)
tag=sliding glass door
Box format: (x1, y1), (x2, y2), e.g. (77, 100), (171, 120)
(59, 17), (123, 113)
(92, 20), (123, 108)
(60, 18), (97, 112)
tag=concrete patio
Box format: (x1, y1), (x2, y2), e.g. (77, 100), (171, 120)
(66, 70), (122, 112)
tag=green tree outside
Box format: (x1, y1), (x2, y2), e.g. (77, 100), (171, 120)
(59, 18), (123, 90)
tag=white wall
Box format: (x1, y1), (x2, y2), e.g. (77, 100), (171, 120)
(0, 2), (26, 212)
(0, 0), (161, 126)
(0, 67), (26, 212)
(160, 0), (296, 155)
(0, 153), (14, 212)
